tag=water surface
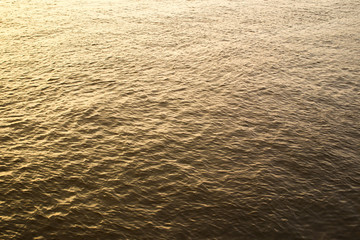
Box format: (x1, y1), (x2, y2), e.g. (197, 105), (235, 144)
(1, 0), (359, 239)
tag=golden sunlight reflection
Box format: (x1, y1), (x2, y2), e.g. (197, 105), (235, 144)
(0, 0), (359, 239)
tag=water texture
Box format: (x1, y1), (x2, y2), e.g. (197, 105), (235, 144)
(1, 0), (359, 239)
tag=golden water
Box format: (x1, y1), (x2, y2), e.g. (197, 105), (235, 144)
(1, 0), (359, 239)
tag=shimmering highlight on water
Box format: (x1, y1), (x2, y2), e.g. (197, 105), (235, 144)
(1, 0), (359, 239)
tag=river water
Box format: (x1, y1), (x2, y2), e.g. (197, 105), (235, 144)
(1, 0), (359, 239)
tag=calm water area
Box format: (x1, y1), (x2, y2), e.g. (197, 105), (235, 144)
(1, 0), (359, 239)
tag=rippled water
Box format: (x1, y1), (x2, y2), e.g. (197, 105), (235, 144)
(1, 0), (359, 239)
